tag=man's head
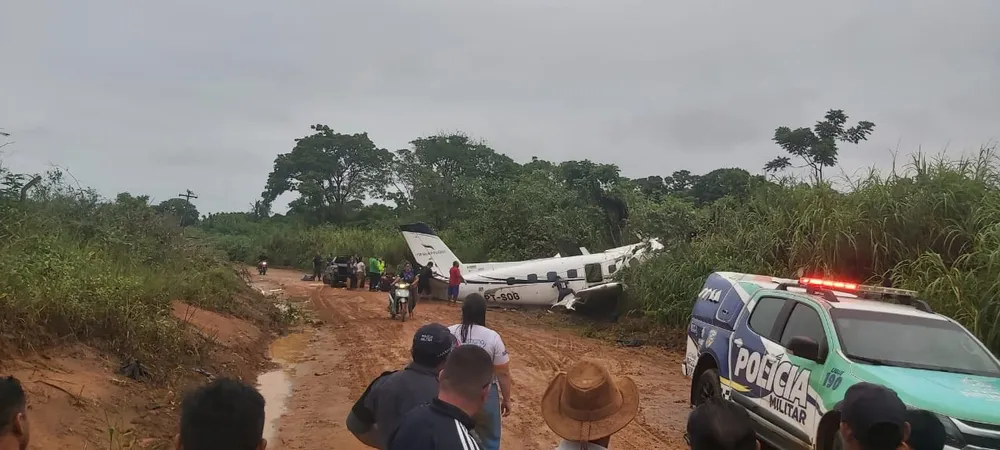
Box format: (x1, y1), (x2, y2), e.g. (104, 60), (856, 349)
(840, 382), (910, 450)
(411, 323), (458, 368)
(438, 345), (494, 412)
(686, 397), (758, 450)
(452, 261), (459, 267)
(427, 262), (434, 268)
(176, 378), (267, 450)
(0, 376), (29, 450)
(903, 409), (945, 450)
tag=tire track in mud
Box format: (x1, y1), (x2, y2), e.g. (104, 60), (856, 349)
(263, 269), (690, 450)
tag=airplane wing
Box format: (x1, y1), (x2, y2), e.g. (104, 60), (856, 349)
(552, 281), (626, 311)
(579, 247), (590, 255)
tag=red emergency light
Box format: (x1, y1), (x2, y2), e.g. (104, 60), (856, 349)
(798, 277), (858, 291)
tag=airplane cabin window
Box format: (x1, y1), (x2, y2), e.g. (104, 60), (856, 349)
(608, 264), (617, 274)
(567, 269), (578, 279)
(547, 271), (558, 282)
(527, 274), (538, 282)
(584, 263), (603, 283)
(506, 277), (515, 285)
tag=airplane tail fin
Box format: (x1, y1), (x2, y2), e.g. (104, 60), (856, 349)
(399, 223), (462, 272)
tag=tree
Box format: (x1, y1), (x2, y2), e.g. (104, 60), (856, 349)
(262, 125), (392, 224)
(155, 198), (200, 227)
(764, 109), (875, 183)
(689, 168), (755, 205)
(391, 133), (519, 229)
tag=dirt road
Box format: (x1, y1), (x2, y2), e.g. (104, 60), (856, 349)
(257, 268), (691, 450)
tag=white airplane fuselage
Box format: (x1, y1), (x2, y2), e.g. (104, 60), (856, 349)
(399, 223), (663, 308)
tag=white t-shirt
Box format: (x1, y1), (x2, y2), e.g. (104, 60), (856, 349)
(448, 324), (510, 370)
(355, 261), (366, 273)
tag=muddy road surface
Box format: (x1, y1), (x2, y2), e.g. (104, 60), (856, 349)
(257, 268), (692, 450)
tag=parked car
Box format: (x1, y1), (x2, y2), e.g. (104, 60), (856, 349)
(683, 272), (1000, 450)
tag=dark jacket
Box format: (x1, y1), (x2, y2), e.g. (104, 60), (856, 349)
(387, 398), (481, 450)
(346, 363), (440, 449)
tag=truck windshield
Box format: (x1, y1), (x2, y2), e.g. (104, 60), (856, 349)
(831, 309), (1000, 377)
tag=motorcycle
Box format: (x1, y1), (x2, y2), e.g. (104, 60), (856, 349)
(388, 282), (410, 322)
(258, 261), (268, 275)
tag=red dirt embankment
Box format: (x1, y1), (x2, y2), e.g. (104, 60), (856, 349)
(0, 293), (280, 449)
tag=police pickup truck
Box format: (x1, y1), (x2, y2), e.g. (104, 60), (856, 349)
(683, 272), (1000, 450)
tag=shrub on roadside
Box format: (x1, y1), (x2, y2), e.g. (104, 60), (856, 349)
(0, 168), (268, 374)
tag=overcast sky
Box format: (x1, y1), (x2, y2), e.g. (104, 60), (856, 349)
(2, 0), (998, 213)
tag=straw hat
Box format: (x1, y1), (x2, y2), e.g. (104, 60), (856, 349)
(541, 360), (640, 441)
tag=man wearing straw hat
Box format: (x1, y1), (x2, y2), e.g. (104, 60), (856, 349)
(541, 359), (640, 450)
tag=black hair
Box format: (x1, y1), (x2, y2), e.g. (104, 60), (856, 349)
(0, 376), (26, 432)
(687, 397), (756, 450)
(857, 423), (904, 450)
(179, 378), (266, 450)
(459, 294), (487, 344)
(904, 409), (945, 450)
(440, 345), (494, 400)
(452, 261), (459, 267)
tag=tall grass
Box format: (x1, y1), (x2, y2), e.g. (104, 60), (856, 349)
(199, 215), (485, 269)
(623, 147), (1000, 353)
(0, 170), (270, 373)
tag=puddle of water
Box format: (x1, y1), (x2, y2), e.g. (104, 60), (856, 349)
(256, 332), (310, 442)
(258, 369), (292, 442)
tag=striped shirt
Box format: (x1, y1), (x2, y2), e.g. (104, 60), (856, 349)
(387, 398), (481, 450)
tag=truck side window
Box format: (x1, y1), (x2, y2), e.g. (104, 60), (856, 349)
(779, 303), (827, 349)
(748, 297), (787, 338)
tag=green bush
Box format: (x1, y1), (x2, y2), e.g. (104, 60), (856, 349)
(0, 169), (268, 371)
(621, 148), (1000, 353)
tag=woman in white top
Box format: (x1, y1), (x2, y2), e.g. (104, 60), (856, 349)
(448, 293), (512, 450)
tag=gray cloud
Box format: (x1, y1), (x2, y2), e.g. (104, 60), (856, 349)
(1, 0), (998, 213)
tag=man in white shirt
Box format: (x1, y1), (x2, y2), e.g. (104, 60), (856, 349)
(355, 260), (366, 289)
(541, 359), (639, 450)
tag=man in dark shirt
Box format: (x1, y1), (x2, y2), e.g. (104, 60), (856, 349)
(417, 262), (434, 298)
(346, 323), (458, 449)
(312, 255), (323, 281)
(387, 344), (495, 450)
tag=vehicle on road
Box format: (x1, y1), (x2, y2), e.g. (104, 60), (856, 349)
(322, 256), (353, 287)
(388, 281), (410, 321)
(399, 222), (664, 311)
(682, 272), (1000, 450)
(258, 260), (268, 275)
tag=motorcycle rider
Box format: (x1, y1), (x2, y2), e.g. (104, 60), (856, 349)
(387, 270), (420, 318)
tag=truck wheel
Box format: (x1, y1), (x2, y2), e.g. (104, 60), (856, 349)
(693, 368), (722, 406)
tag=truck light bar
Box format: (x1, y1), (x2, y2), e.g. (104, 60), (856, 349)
(795, 277), (931, 313)
(797, 277), (919, 298)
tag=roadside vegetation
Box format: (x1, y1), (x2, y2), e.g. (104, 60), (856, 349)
(197, 110), (1000, 354)
(0, 160), (274, 377)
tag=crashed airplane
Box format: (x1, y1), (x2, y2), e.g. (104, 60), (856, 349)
(399, 223), (663, 310)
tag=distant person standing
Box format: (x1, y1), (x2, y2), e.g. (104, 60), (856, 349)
(417, 262), (434, 299)
(448, 261), (464, 304)
(356, 258), (367, 289)
(368, 256), (381, 292)
(313, 254), (324, 281)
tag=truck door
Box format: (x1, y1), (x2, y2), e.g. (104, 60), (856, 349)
(772, 301), (838, 445)
(728, 296), (789, 402)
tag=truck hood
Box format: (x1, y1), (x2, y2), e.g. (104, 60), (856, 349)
(852, 365), (1000, 424)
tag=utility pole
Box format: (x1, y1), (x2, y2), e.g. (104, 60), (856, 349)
(177, 189), (198, 227)
(178, 189), (198, 203)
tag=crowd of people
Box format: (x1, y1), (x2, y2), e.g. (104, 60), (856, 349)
(0, 295), (948, 450)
